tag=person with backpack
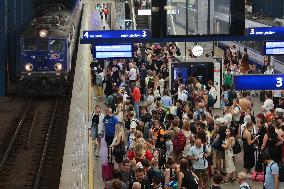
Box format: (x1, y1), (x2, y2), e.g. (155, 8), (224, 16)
(188, 138), (210, 189)
(103, 108), (119, 147)
(177, 158), (199, 189)
(95, 68), (104, 99)
(237, 171), (252, 189)
(221, 85), (229, 109)
(262, 151), (280, 189)
(193, 102), (207, 121)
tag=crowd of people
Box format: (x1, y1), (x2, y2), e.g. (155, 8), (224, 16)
(90, 42), (284, 189)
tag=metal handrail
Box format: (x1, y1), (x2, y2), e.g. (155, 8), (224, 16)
(0, 99), (32, 171)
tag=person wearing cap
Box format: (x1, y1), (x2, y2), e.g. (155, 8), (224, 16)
(237, 171), (251, 189)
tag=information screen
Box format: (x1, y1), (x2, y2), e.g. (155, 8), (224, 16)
(264, 41), (284, 55)
(95, 45), (132, 52)
(94, 44), (133, 59)
(95, 52), (133, 59)
(234, 74), (284, 90)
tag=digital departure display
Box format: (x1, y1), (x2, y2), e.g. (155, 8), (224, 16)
(95, 52), (133, 58)
(95, 45), (132, 52)
(264, 41), (284, 55)
(94, 44), (133, 59)
(234, 75), (284, 90)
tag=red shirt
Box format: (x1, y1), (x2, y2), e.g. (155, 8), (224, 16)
(132, 87), (141, 102)
(128, 149), (153, 161)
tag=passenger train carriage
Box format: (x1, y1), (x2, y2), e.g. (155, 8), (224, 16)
(19, 3), (81, 95)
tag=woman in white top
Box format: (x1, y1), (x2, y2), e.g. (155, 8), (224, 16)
(222, 127), (236, 183)
(145, 88), (155, 114)
(114, 95), (124, 123)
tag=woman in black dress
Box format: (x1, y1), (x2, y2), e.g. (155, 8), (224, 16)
(242, 122), (257, 173)
(261, 124), (283, 163)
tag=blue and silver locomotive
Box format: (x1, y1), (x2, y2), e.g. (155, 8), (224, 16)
(19, 4), (81, 95)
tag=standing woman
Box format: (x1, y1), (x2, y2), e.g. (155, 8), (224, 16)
(261, 124), (283, 163)
(114, 95), (124, 123)
(222, 128), (236, 183)
(208, 80), (217, 112)
(242, 122), (257, 173)
(110, 123), (126, 168)
(177, 158), (199, 189)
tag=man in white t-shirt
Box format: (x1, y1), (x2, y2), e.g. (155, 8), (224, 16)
(129, 63), (137, 85)
(177, 85), (188, 102)
(262, 92), (274, 114)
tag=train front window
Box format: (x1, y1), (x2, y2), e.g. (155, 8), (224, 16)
(50, 40), (65, 51)
(23, 40), (36, 51)
(38, 41), (48, 51)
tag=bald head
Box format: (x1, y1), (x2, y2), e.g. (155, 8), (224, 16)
(132, 182), (141, 189)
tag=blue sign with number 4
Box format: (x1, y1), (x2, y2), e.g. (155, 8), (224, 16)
(234, 75), (284, 90)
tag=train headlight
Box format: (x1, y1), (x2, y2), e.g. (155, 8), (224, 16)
(25, 63), (33, 72)
(54, 63), (62, 71)
(39, 29), (48, 38)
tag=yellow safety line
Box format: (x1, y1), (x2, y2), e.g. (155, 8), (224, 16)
(88, 129), (94, 189)
(88, 44), (94, 189)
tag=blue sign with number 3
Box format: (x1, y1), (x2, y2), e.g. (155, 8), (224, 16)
(234, 75), (284, 90)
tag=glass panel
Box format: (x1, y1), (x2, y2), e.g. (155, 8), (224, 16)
(167, 0), (231, 35)
(38, 41), (48, 51)
(23, 40), (36, 50)
(166, 0), (186, 35)
(50, 40), (65, 51)
(213, 0), (230, 34)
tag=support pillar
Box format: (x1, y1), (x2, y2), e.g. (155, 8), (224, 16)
(114, 0), (125, 29)
(196, 0), (209, 35)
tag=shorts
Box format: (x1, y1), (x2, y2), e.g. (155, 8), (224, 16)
(216, 149), (225, 159)
(91, 126), (103, 140)
(193, 168), (208, 181)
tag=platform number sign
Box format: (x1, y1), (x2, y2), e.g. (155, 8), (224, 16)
(234, 75), (284, 90)
(84, 32), (89, 38)
(276, 77), (283, 88)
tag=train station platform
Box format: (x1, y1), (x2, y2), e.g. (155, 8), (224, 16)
(59, 1), (111, 188)
(59, 1), (279, 189)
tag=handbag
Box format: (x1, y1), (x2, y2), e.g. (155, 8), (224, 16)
(113, 139), (126, 157)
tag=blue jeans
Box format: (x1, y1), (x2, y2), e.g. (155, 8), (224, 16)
(134, 102), (140, 118)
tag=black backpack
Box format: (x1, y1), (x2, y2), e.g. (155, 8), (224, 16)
(182, 170), (198, 189)
(232, 138), (241, 154)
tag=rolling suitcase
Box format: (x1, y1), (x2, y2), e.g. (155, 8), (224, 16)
(102, 147), (113, 181)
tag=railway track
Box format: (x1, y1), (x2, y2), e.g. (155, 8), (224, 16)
(0, 97), (69, 189)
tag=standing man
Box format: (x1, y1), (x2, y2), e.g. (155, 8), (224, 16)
(132, 83), (141, 118)
(262, 151), (279, 189)
(129, 63), (138, 86)
(103, 108), (119, 147)
(188, 138), (210, 189)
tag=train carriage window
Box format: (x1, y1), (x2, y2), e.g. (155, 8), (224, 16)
(38, 41), (48, 51)
(23, 40), (36, 51)
(50, 40), (65, 51)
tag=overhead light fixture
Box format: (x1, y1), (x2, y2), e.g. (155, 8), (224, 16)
(192, 45), (204, 57)
(39, 29), (48, 38)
